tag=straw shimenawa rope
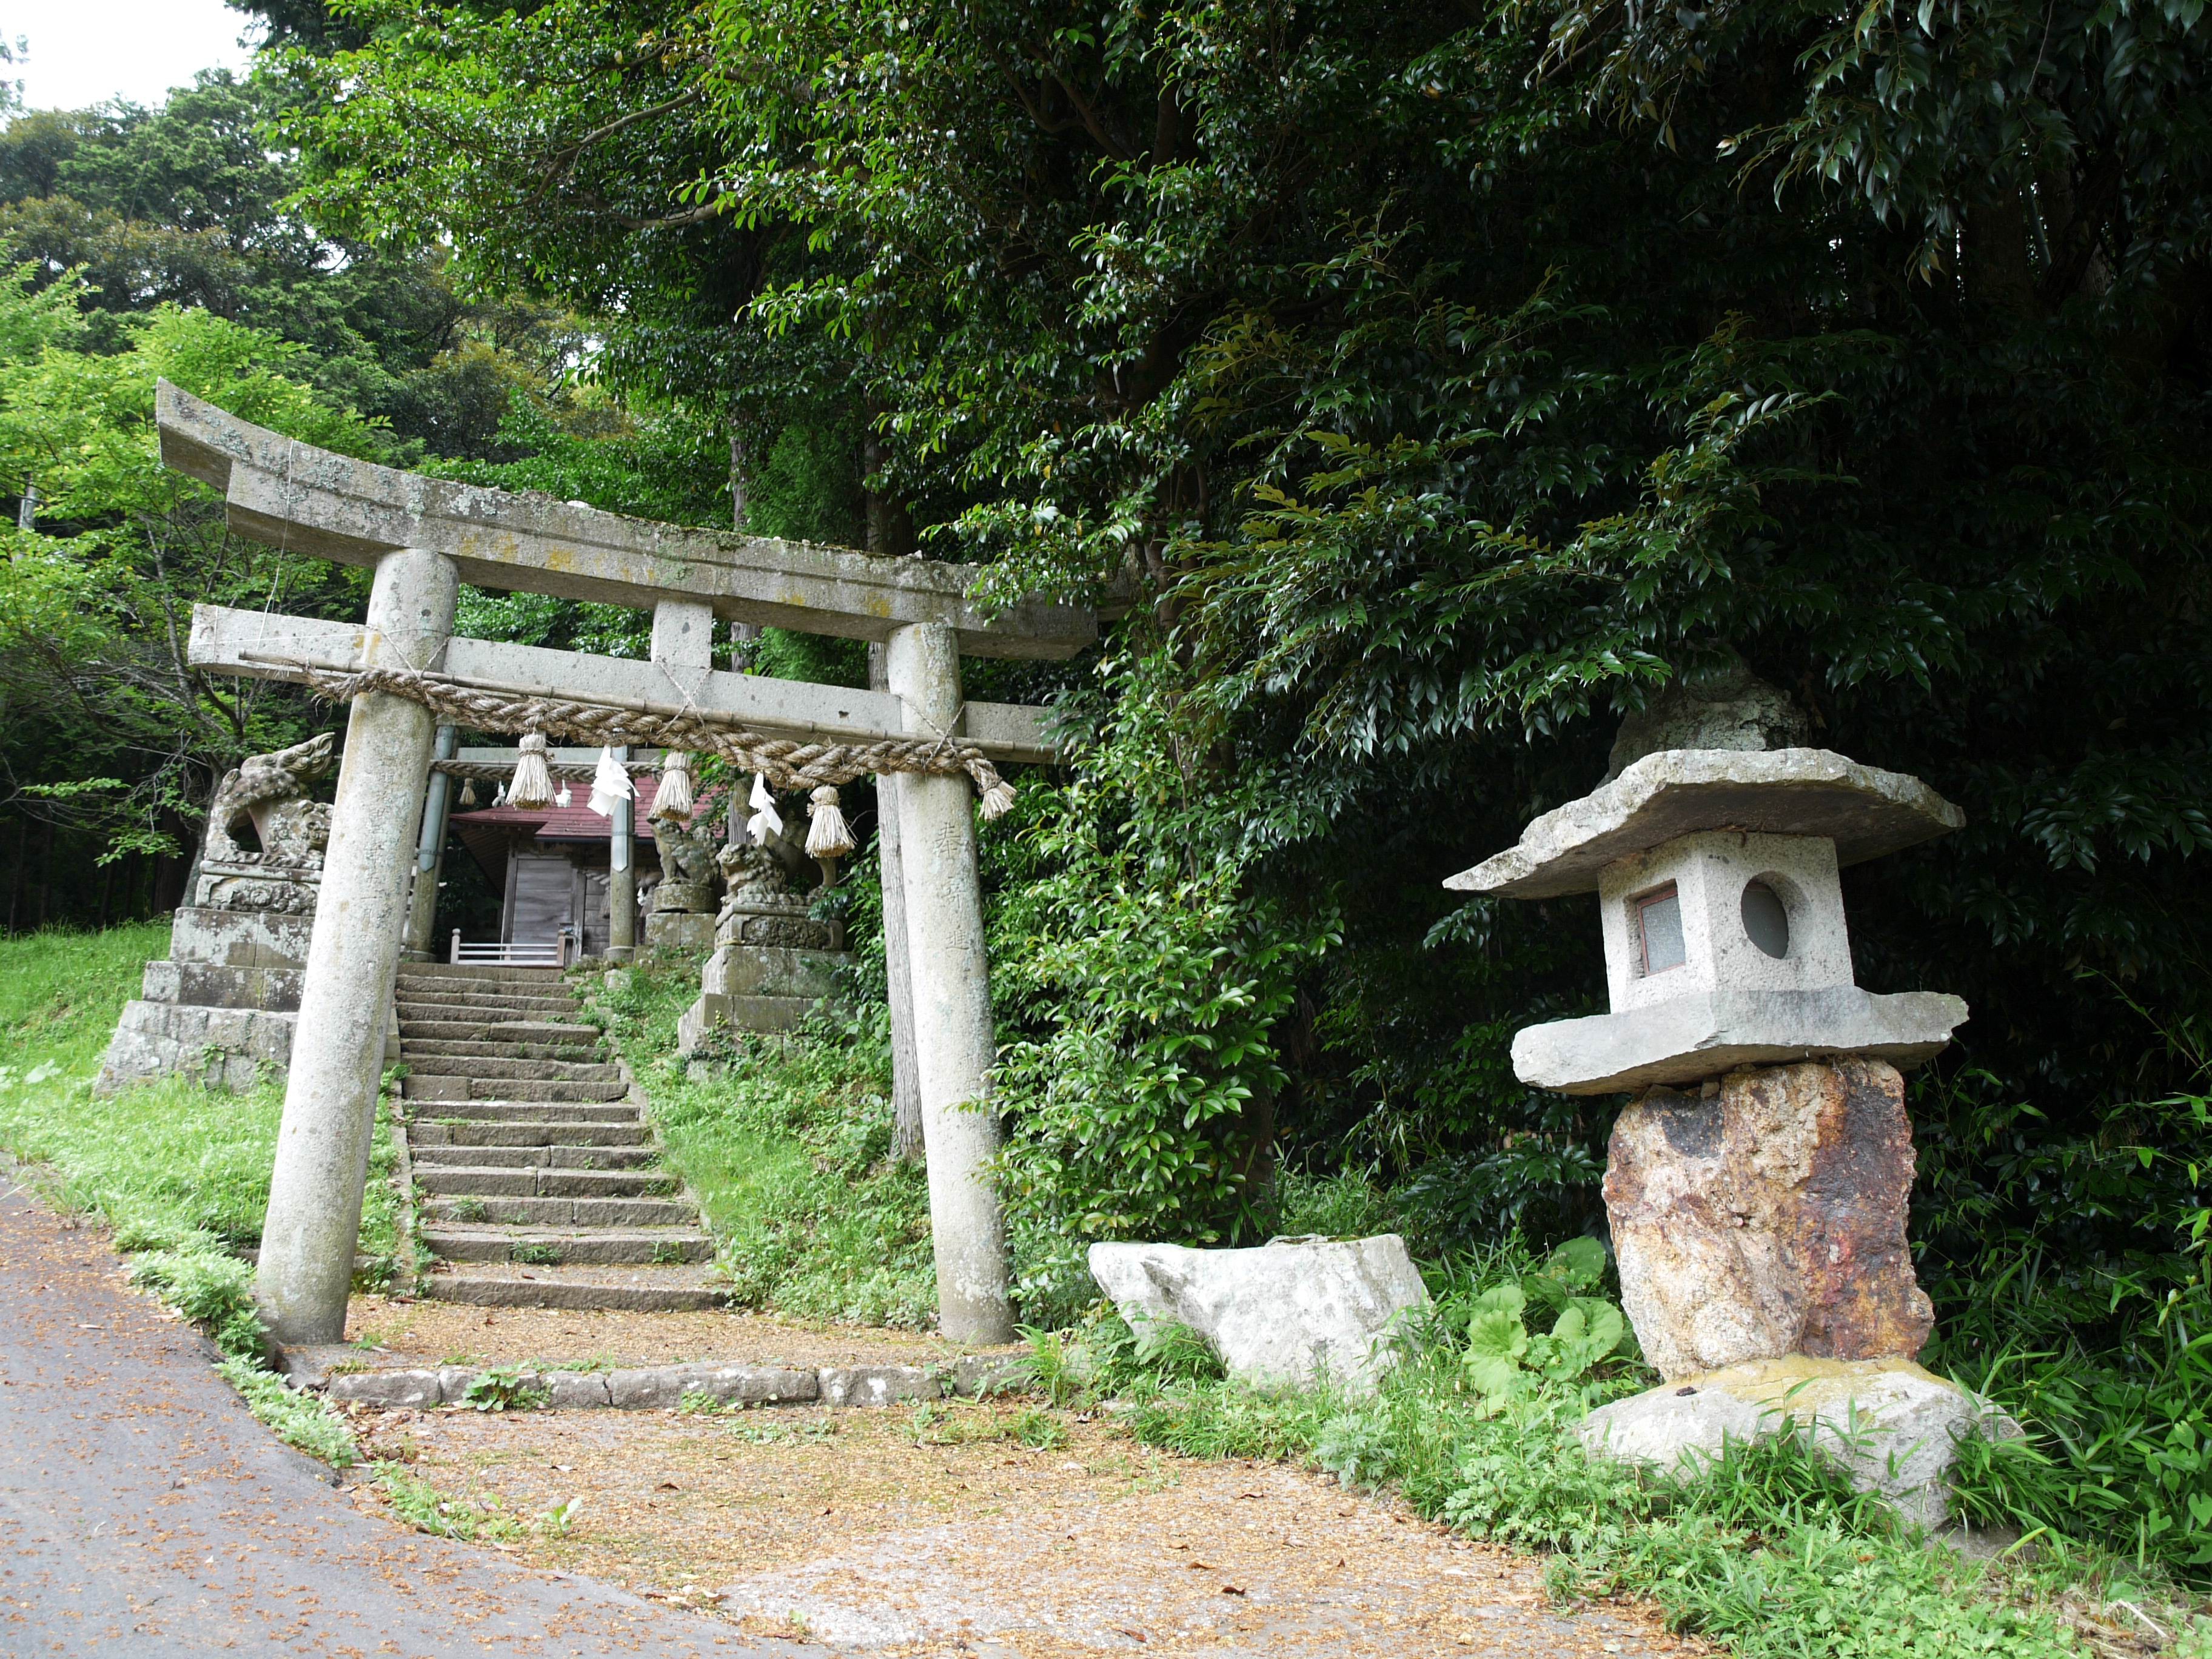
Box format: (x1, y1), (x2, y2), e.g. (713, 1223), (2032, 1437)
(300, 661), (1017, 816)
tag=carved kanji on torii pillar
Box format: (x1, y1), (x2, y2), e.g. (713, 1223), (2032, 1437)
(158, 381), (1097, 1347)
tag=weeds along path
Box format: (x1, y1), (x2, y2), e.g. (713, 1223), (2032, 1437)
(0, 1173), (760, 1658)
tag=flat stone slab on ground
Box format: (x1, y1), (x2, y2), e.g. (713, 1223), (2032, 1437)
(320, 1354), (1031, 1410)
(1580, 1354), (2021, 1528)
(1090, 1233), (1429, 1392)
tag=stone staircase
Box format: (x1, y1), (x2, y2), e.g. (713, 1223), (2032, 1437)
(394, 964), (724, 1312)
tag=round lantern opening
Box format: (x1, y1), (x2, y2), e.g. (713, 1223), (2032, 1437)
(1740, 878), (1791, 959)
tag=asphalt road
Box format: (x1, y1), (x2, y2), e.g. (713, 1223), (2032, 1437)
(0, 1173), (768, 1658)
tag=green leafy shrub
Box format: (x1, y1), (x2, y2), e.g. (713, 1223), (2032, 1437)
(129, 1250), (266, 1360)
(589, 958), (936, 1327)
(991, 780), (1336, 1321)
(1462, 1238), (1629, 1405)
(462, 1366), (550, 1412)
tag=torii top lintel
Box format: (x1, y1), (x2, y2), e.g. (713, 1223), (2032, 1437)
(156, 381), (1098, 663)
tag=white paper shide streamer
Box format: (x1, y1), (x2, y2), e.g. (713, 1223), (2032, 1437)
(746, 773), (784, 843)
(588, 746), (634, 819)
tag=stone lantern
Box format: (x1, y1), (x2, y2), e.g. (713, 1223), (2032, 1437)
(1447, 707), (2014, 1524)
(1447, 747), (1968, 1096)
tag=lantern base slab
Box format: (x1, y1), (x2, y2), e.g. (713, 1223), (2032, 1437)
(1511, 986), (1966, 1095)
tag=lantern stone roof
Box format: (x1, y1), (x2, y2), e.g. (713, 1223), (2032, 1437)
(1446, 748), (1963, 900)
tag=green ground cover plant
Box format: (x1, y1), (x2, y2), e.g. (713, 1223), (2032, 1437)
(1040, 1244), (2211, 1659)
(587, 957), (936, 1329)
(216, 1356), (359, 1467)
(0, 923), (402, 1447)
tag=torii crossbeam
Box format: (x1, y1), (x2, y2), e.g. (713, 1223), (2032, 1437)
(161, 382), (1093, 1347)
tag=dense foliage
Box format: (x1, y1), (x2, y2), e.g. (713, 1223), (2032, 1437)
(246, 0), (2212, 1577)
(7, 0), (2211, 1585)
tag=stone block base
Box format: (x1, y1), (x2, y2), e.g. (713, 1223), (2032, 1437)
(677, 991), (819, 1054)
(1604, 1057), (1933, 1380)
(643, 910), (716, 956)
(96, 999), (296, 1096)
(168, 905), (316, 968)
(1580, 1355), (2020, 1528)
(140, 959), (305, 1013)
(701, 942), (847, 1002)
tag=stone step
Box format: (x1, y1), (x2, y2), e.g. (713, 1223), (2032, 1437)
(397, 991), (584, 1020)
(398, 1019), (602, 1045)
(401, 965), (570, 986)
(398, 1037), (606, 1063)
(409, 1119), (651, 1149)
(421, 1264), (727, 1313)
(397, 976), (583, 999)
(412, 1099), (641, 1125)
(397, 1054), (622, 1084)
(423, 1194), (699, 1228)
(410, 1142), (660, 1171)
(423, 1225), (714, 1265)
(414, 1164), (679, 1199)
(403, 1076), (632, 1104)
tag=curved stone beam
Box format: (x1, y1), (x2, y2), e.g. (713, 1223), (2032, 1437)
(1449, 748), (1964, 899)
(156, 381), (1098, 662)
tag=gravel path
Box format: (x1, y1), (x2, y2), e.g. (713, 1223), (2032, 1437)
(0, 1173), (772, 1658)
(0, 1169), (1701, 1658)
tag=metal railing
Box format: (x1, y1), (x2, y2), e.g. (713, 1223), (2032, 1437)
(449, 929), (572, 967)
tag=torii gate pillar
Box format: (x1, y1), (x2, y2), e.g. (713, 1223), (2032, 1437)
(256, 547), (458, 1344)
(885, 622), (1016, 1343)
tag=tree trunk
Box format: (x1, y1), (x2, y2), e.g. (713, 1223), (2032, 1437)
(1963, 188), (2038, 321)
(863, 413), (916, 557)
(5, 816), (24, 934)
(33, 817), (53, 930)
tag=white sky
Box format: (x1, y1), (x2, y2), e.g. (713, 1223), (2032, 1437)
(4, 0), (260, 114)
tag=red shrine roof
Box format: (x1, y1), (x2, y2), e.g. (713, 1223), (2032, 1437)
(449, 778), (732, 882)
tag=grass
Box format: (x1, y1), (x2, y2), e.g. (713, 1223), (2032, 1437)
(587, 957), (937, 1329)
(0, 922), (403, 1448)
(374, 1460), (532, 1542)
(217, 1356), (359, 1466)
(0, 922), (401, 1280)
(1034, 1248), (2212, 1659)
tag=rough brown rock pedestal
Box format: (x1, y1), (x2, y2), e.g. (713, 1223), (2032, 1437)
(1604, 1057), (1933, 1381)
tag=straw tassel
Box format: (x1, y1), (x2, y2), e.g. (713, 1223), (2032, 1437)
(652, 749), (695, 822)
(805, 786), (856, 859)
(509, 731), (554, 809)
(979, 780), (1016, 820)
(458, 777), (478, 808)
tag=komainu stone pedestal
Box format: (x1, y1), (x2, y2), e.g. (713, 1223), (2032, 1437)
(676, 845), (849, 1053)
(96, 736), (337, 1094)
(1604, 1057), (1934, 1381)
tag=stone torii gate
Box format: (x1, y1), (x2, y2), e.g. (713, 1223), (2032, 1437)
(157, 381), (1096, 1348)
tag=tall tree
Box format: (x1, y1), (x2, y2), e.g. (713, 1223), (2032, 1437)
(260, 0), (2212, 1293)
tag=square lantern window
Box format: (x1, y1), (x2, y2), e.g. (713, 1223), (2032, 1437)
(1635, 883), (1686, 976)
